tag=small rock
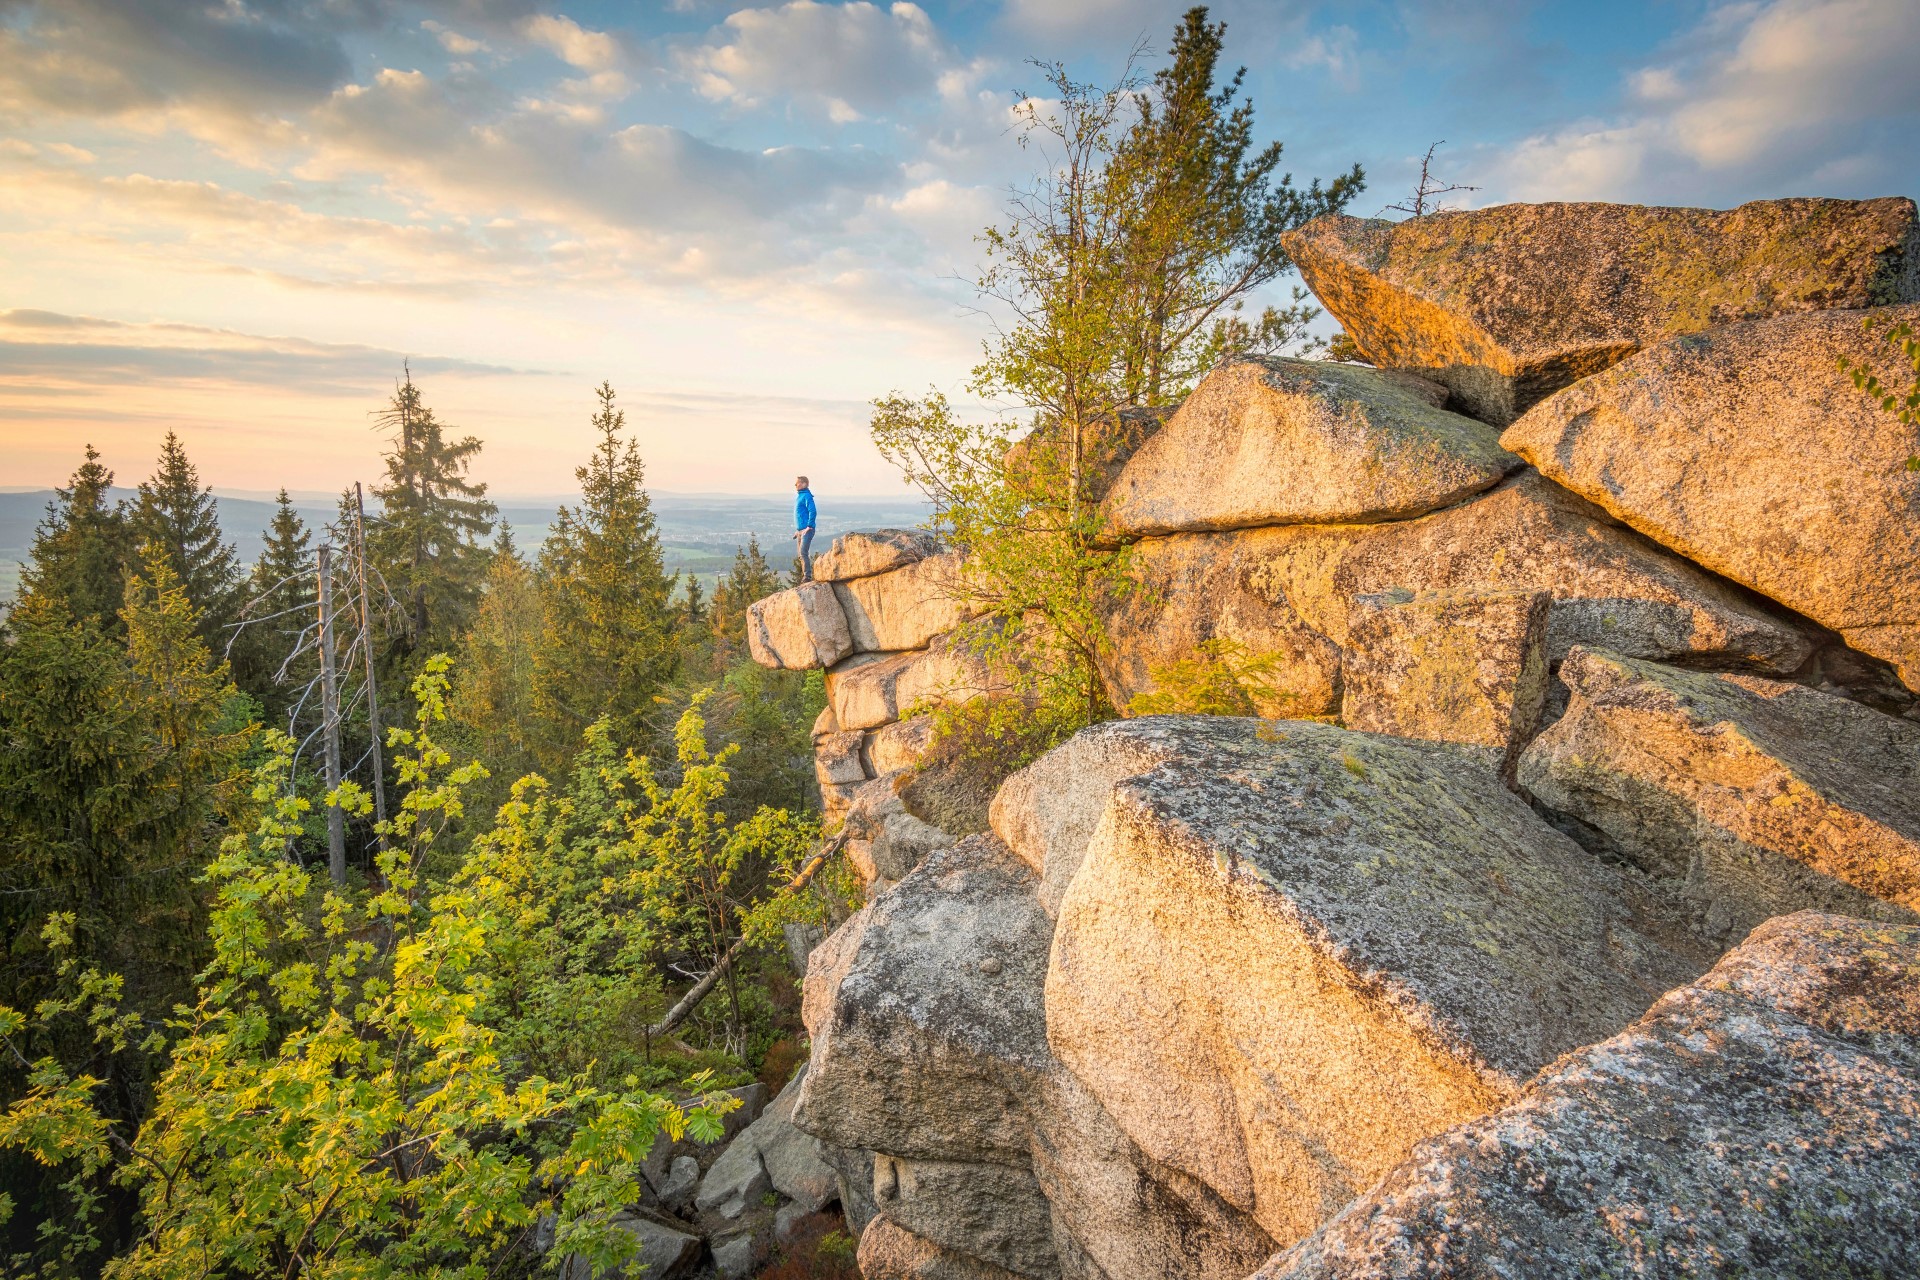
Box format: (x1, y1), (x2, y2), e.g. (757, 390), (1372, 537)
(657, 1155), (699, 1213)
(558, 1211), (702, 1280)
(694, 1131), (771, 1220)
(710, 1219), (773, 1280)
(784, 921), (826, 978)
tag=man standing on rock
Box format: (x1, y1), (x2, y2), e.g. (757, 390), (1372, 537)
(794, 475), (817, 582)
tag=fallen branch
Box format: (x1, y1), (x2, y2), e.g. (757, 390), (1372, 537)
(644, 831), (848, 1041)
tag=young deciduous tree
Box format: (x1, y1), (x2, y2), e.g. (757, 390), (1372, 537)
(18, 445), (134, 631)
(873, 7), (1363, 740)
(130, 432), (242, 645)
(533, 383), (679, 765)
(366, 369), (497, 664)
(0, 669), (737, 1279)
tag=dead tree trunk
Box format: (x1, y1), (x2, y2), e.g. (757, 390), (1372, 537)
(352, 483), (388, 841)
(317, 544), (346, 885)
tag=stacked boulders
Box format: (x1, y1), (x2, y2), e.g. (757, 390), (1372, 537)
(739, 195), (1920, 1278)
(750, 529), (991, 829)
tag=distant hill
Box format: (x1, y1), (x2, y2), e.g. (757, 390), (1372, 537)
(0, 488), (932, 606)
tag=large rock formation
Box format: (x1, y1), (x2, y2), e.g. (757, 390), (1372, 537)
(1258, 912), (1920, 1279)
(1098, 358), (1516, 537)
(1501, 304), (1920, 689)
(1023, 718), (1704, 1250)
(797, 833), (1278, 1280)
(1520, 647), (1920, 943)
(1283, 198), (1920, 423)
(1104, 473), (1810, 718)
(741, 190), (1920, 1277)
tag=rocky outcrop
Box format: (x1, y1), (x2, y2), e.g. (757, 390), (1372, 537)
(825, 634), (998, 732)
(1338, 587), (1550, 775)
(1501, 304), (1920, 689)
(1258, 912), (1920, 1279)
(1026, 717), (1704, 1250)
(835, 552), (976, 652)
(1104, 472), (1810, 718)
(1283, 198), (1920, 424)
(747, 580), (853, 670)
(815, 529), (942, 582)
(796, 833), (1277, 1280)
(1520, 647), (1920, 943)
(1098, 358), (1517, 537)
(744, 189), (1920, 1277)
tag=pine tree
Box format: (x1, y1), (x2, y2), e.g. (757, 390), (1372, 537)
(366, 369), (496, 664)
(232, 490), (316, 723)
(708, 535), (780, 647)
(532, 383), (678, 766)
(131, 432), (243, 645)
(19, 444), (134, 630)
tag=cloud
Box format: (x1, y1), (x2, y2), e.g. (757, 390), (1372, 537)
(422, 20), (488, 57)
(300, 64), (905, 273)
(0, 308), (530, 395)
(519, 12), (624, 72)
(682, 2), (949, 119)
(1490, 0), (1920, 204)
(0, 0), (372, 121)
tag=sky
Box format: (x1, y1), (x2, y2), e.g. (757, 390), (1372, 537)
(1, 0), (1917, 498)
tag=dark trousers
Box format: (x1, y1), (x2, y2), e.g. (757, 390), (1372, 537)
(797, 528), (815, 580)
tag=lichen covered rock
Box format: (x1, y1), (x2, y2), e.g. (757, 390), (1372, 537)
(1040, 717), (1707, 1248)
(1258, 912), (1920, 1280)
(1519, 647), (1920, 943)
(871, 1154), (1059, 1280)
(1104, 474), (1809, 718)
(1502, 304), (1920, 689)
(826, 635), (999, 731)
(858, 1218), (1030, 1280)
(1098, 358), (1517, 537)
(1339, 586), (1551, 775)
(1284, 198), (1920, 424)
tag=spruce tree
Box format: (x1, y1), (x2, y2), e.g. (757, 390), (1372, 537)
(233, 490), (316, 722)
(708, 535), (779, 647)
(131, 432), (243, 645)
(366, 369), (496, 663)
(532, 382), (678, 765)
(19, 444), (134, 630)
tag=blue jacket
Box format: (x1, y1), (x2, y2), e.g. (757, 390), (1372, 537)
(795, 488), (817, 532)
